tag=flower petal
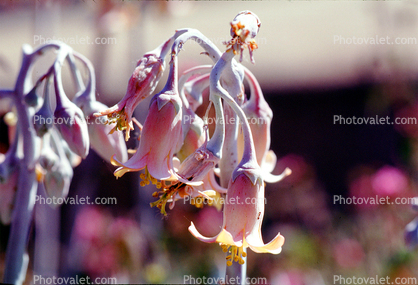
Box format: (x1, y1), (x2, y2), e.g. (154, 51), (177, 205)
(263, 167), (292, 184)
(247, 232), (285, 254)
(188, 222), (219, 243)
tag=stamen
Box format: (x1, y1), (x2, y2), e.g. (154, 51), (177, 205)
(220, 244), (246, 266)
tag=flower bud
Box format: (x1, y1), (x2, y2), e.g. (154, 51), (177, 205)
(33, 77), (54, 137)
(54, 97), (90, 158)
(230, 11), (261, 41)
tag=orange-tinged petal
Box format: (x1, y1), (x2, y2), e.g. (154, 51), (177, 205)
(247, 233), (285, 254)
(188, 222), (240, 245)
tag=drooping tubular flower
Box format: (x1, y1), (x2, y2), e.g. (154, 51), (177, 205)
(39, 130), (74, 206)
(73, 52), (127, 163)
(189, 38), (290, 265)
(94, 30), (187, 141)
(110, 53), (184, 182)
(53, 65), (90, 158)
(238, 67), (286, 183)
(189, 108), (287, 265)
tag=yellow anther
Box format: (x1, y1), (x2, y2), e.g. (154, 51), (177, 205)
(140, 181), (146, 187)
(145, 180), (150, 185)
(156, 182), (162, 189)
(221, 244), (229, 252)
(222, 245), (246, 266)
(140, 173), (146, 180)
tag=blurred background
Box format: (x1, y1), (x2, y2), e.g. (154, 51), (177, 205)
(1, 0), (418, 284)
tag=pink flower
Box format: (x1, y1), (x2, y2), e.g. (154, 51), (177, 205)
(52, 63), (90, 158)
(148, 120), (219, 215)
(111, 92), (182, 180)
(94, 35), (179, 141)
(54, 95), (90, 159)
(238, 68), (287, 183)
(110, 56), (183, 181)
(189, 162), (285, 266)
(83, 100), (128, 163)
(73, 52), (128, 163)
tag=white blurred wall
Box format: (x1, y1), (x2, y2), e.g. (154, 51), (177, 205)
(1, 1), (418, 101)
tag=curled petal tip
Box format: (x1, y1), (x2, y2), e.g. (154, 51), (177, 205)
(248, 232), (285, 254)
(263, 167), (292, 184)
(113, 167), (131, 178)
(110, 155), (123, 167)
(188, 222), (218, 243)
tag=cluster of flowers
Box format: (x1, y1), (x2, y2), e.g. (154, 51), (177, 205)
(0, 12), (291, 282)
(94, 11), (291, 265)
(0, 40), (128, 283)
(0, 43), (128, 219)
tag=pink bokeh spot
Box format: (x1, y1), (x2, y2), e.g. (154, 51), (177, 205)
(371, 166), (408, 197)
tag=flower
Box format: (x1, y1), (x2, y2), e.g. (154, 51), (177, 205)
(150, 142), (220, 215)
(54, 94), (90, 158)
(111, 92), (182, 180)
(94, 36), (176, 141)
(176, 108), (205, 162)
(33, 76), (54, 137)
(73, 51), (128, 163)
(80, 100), (128, 163)
(237, 68), (290, 183)
(110, 55), (183, 181)
(189, 161), (285, 266)
(225, 11), (261, 63)
(40, 130), (73, 206)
